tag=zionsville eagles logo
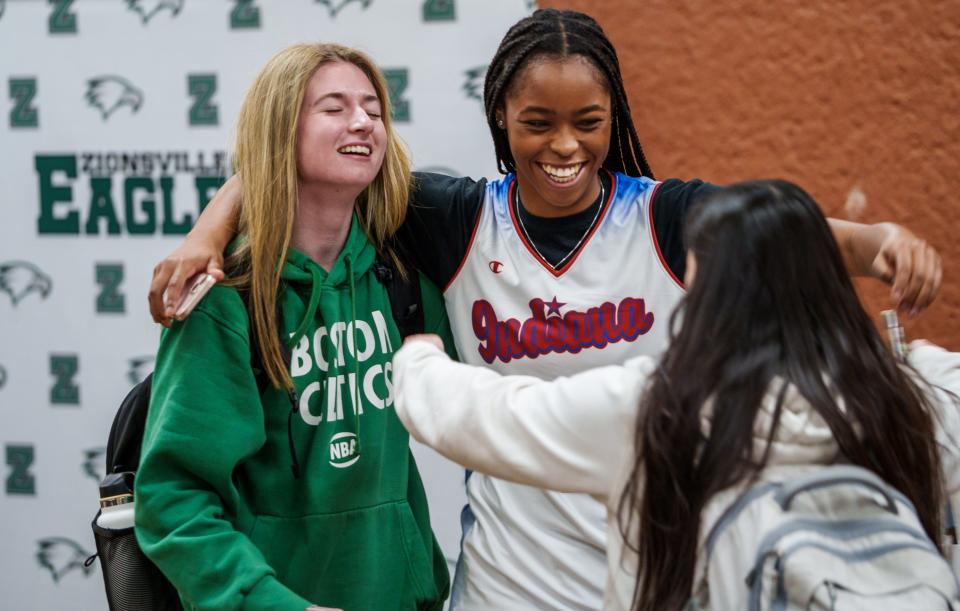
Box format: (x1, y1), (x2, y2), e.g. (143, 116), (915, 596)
(82, 447), (107, 484)
(0, 261), (52, 306)
(472, 296), (655, 364)
(316, 0), (372, 18)
(85, 76), (144, 121)
(462, 65), (486, 102)
(126, 0), (183, 24)
(35, 538), (95, 583)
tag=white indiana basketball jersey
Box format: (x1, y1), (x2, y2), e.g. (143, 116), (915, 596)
(443, 172), (686, 610)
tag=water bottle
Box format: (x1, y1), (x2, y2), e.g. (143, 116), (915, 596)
(97, 472), (136, 530)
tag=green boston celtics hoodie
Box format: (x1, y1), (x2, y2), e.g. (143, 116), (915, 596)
(135, 215), (452, 611)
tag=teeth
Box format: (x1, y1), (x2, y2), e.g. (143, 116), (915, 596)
(541, 163), (583, 182)
(338, 145), (371, 156)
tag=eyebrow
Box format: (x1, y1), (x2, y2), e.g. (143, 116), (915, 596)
(313, 92), (381, 106)
(518, 104), (607, 115)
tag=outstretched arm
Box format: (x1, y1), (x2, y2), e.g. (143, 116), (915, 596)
(828, 219), (942, 316)
(907, 342), (960, 496)
(149, 178), (944, 324)
(393, 335), (654, 501)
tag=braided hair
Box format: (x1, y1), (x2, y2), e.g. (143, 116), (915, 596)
(483, 9), (655, 179)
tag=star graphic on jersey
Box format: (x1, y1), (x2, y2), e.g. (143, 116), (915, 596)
(545, 296), (566, 316)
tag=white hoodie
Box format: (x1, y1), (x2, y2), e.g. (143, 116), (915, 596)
(394, 341), (960, 610)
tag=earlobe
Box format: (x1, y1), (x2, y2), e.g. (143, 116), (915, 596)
(495, 110), (506, 130)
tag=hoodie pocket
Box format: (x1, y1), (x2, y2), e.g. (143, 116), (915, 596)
(396, 501), (441, 606)
(247, 501), (442, 611)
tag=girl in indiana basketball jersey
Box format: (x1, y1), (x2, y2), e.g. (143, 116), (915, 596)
(147, 10), (941, 610)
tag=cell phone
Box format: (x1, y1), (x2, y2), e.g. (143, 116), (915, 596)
(173, 273), (217, 320)
(881, 309), (908, 362)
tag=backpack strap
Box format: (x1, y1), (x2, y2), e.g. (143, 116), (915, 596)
(106, 375), (153, 474)
(239, 286), (305, 478)
(372, 259), (424, 338)
(237, 288), (290, 395)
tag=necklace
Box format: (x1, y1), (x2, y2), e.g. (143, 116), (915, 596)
(513, 177), (606, 270)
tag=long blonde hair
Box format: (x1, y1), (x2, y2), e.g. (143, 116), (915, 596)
(227, 43), (411, 389)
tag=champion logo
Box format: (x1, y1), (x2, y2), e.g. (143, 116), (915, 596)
(489, 260), (504, 274)
(472, 296), (655, 364)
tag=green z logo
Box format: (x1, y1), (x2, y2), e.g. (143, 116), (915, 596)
(48, 0), (78, 34)
(230, 0), (260, 28)
(50, 354), (79, 405)
(6, 445), (35, 495)
(383, 69), (410, 123)
(188, 74), (219, 126)
(95, 263), (125, 314)
(422, 0), (454, 21)
(9, 78), (39, 129)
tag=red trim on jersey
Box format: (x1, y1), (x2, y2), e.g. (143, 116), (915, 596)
(648, 181), (686, 290)
(442, 198), (484, 293)
(507, 171), (618, 278)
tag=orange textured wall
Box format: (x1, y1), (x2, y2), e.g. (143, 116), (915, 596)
(542, 0), (959, 349)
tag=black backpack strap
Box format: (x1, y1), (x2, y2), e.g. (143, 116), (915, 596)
(239, 286), (301, 478)
(105, 375), (154, 474)
(372, 259), (424, 338)
(237, 288), (290, 395)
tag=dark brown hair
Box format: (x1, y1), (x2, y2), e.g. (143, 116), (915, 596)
(619, 180), (944, 610)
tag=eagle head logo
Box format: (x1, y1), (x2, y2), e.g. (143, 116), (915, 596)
(82, 447), (107, 484)
(0, 365), (7, 390)
(85, 76), (144, 121)
(462, 65), (487, 102)
(35, 538), (95, 583)
(126, 0), (184, 24)
(315, 0), (373, 18)
(0, 261), (52, 307)
(128, 355), (156, 385)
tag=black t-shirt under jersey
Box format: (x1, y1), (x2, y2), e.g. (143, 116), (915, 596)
(395, 172), (718, 289)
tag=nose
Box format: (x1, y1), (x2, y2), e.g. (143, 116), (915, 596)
(550, 125), (578, 158)
(348, 105), (374, 133)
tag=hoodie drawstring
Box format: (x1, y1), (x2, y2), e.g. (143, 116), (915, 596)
(346, 256), (363, 458)
(285, 256), (366, 478)
(286, 387), (301, 479)
(285, 267), (324, 479)
(287, 266), (324, 348)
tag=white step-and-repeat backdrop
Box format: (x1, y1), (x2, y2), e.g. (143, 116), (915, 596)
(0, 1), (534, 608)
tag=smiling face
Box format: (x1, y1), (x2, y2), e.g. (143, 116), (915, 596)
(498, 55), (612, 218)
(295, 61), (387, 191)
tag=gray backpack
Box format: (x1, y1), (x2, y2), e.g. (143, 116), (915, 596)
(688, 465), (960, 610)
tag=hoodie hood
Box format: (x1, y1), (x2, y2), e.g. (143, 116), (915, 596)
(281, 213), (377, 346)
(700, 379), (842, 467)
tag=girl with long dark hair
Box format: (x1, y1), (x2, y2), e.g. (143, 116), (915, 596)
(391, 179), (960, 610)
(145, 10), (943, 610)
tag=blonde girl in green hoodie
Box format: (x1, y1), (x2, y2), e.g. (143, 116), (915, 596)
(134, 43), (452, 611)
